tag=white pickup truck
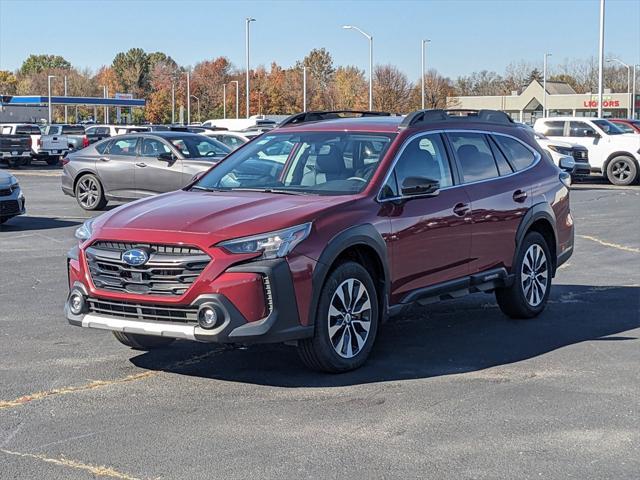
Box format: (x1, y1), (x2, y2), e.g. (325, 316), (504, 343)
(0, 123), (42, 162)
(534, 117), (640, 186)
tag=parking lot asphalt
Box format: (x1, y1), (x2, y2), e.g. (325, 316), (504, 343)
(1, 166), (638, 479)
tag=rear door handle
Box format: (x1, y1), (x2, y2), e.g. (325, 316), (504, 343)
(453, 202), (470, 217)
(136, 162), (147, 167)
(513, 189), (528, 203)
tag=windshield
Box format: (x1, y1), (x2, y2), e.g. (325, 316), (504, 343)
(168, 136), (230, 158)
(593, 119), (625, 135)
(192, 131), (395, 195)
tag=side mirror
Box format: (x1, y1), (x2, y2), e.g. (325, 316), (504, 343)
(558, 156), (575, 171)
(158, 152), (175, 162)
(401, 176), (440, 198)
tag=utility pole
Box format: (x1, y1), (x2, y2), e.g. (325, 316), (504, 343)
(303, 66), (307, 112)
(421, 39), (430, 110)
(543, 53), (552, 117)
(186, 71), (191, 125)
(171, 83), (175, 124)
(64, 76), (68, 123)
(47, 75), (56, 124)
(223, 84), (227, 119)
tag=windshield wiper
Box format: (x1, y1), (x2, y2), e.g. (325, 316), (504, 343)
(231, 188), (309, 195)
(190, 185), (223, 192)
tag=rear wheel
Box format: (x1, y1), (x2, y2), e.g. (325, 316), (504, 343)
(606, 156), (637, 186)
(112, 331), (175, 350)
(75, 174), (107, 210)
(496, 231), (552, 319)
(297, 261), (379, 373)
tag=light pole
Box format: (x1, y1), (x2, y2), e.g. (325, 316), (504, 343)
(343, 25), (373, 110)
(223, 83), (227, 119)
(303, 66), (307, 112)
(543, 52), (552, 117)
(186, 70), (191, 125)
(607, 58), (631, 118)
(64, 75), (68, 123)
(171, 82), (175, 124)
(597, 0), (605, 118)
(100, 85), (107, 123)
(230, 80), (239, 119)
(634, 65), (639, 119)
(47, 75), (56, 124)
(421, 39), (431, 110)
(246, 17), (256, 118)
(190, 95), (200, 122)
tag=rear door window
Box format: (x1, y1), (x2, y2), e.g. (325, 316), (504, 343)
(448, 132), (499, 183)
(492, 135), (536, 171)
(108, 137), (138, 156)
(541, 121), (565, 136)
(569, 121), (596, 137)
(95, 139), (112, 154)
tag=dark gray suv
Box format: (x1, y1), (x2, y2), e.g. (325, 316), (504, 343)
(61, 132), (230, 210)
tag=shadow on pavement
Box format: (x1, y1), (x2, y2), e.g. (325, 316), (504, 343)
(130, 284), (640, 387)
(0, 215), (81, 231)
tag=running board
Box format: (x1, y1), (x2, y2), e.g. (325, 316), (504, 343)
(394, 268), (513, 310)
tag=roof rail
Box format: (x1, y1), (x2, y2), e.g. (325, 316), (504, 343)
(279, 110), (392, 128)
(400, 109), (514, 129)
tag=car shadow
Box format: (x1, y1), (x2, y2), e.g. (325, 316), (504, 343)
(0, 215), (81, 231)
(129, 284), (639, 387)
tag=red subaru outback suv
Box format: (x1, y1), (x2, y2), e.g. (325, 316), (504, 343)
(65, 109), (574, 372)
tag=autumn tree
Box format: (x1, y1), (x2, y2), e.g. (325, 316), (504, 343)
(0, 71), (18, 94)
(373, 65), (411, 112)
(410, 70), (455, 110)
(19, 54), (71, 76)
(333, 66), (367, 110)
(112, 48), (150, 97)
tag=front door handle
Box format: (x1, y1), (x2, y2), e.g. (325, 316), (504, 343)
(136, 162), (147, 167)
(513, 189), (528, 203)
(98, 157), (109, 162)
(453, 202), (470, 217)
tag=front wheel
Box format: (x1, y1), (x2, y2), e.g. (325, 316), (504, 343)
(606, 156), (638, 186)
(495, 231), (552, 319)
(297, 261), (379, 373)
(75, 174), (107, 210)
(112, 331), (175, 350)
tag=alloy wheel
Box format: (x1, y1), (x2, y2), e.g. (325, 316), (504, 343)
(77, 177), (99, 209)
(611, 160), (631, 182)
(521, 244), (548, 307)
(327, 278), (372, 359)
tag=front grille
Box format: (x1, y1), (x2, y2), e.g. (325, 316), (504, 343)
(0, 186), (14, 197)
(0, 200), (20, 215)
(87, 298), (198, 323)
(85, 242), (211, 296)
(572, 149), (588, 162)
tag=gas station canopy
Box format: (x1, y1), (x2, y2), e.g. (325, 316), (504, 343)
(0, 95), (146, 107)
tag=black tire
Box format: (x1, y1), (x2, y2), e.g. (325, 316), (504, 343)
(606, 156), (638, 186)
(297, 261), (379, 373)
(112, 331), (175, 350)
(75, 174), (107, 210)
(496, 231), (552, 319)
(0, 217), (8, 225)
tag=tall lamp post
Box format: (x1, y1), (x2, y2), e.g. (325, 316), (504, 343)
(607, 58), (631, 118)
(186, 71), (191, 125)
(343, 25), (373, 111)
(597, 0), (605, 118)
(543, 52), (552, 117)
(47, 75), (56, 124)
(64, 76), (68, 123)
(223, 84), (227, 119)
(245, 17), (256, 118)
(421, 39), (431, 110)
(190, 95), (200, 123)
(634, 65), (639, 120)
(302, 66), (307, 112)
(229, 80), (239, 119)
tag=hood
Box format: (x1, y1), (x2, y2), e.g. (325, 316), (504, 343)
(96, 189), (356, 243)
(0, 172), (16, 187)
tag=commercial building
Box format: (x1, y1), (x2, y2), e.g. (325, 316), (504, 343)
(447, 80), (639, 124)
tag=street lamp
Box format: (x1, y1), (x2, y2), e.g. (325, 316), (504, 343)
(343, 25), (373, 111)
(246, 17), (256, 118)
(186, 70), (191, 125)
(229, 80), (239, 119)
(302, 66), (307, 112)
(634, 65), (639, 120)
(597, 0), (605, 118)
(543, 52), (552, 117)
(47, 75), (56, 124)
(64, 76), (68, 123)
(421, 39), (431, 110)
(607, 58), (631, 118)
(190, 95), (200, 122)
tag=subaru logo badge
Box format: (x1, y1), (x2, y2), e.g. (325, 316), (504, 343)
(122, 249), (149, 266)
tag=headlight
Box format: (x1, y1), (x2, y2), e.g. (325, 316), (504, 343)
(218, 223), (312, 259)
(74, 218), (95, 241)
(548, 145), (573, 156)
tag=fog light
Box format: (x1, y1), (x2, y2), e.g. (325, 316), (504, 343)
(69, 292), (85, 315)
(198, 306), (218, 330)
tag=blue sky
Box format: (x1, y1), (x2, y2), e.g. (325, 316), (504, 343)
(0, 0), (638, 79)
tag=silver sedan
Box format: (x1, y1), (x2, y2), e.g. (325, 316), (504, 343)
(61, 132), (230, 210)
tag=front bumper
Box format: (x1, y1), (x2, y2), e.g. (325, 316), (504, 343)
(65, 257), (313, 344)
(0, 188), (26, 218)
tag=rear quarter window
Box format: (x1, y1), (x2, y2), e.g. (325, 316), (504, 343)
(541, 121), (565, 136)
(95, 139), (112, 154)
(492, 135), (536, 171)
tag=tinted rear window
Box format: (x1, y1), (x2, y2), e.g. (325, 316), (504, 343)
(492, 135), (536, 171)
(16, 125), (40, 135)
(448, 132), (499, 183)
(62, 126), (86, 134)
(541, 121), (564, 136)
